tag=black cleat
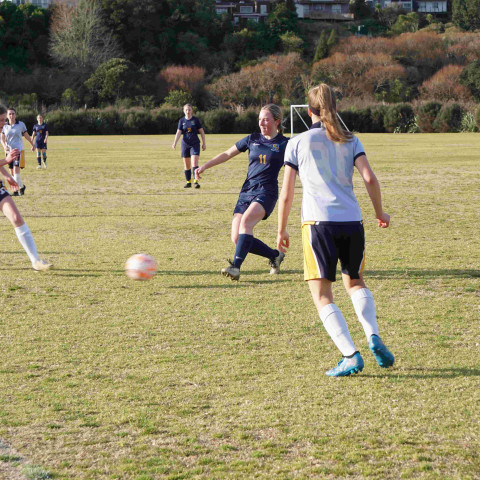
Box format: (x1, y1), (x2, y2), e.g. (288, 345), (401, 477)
(184, 182), (192, 188)
(194, 182), (200, 189)
(19, 185), (26, 196)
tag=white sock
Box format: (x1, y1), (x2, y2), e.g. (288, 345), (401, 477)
(14, 223), (40, 265)
(319, 303), (356, 357)
(351, 288), (379, 338)
(13, 173), (23, 188)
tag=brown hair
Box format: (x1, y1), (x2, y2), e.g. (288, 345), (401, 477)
(260, 103), (283, 135)
(308, 84), (352, 143)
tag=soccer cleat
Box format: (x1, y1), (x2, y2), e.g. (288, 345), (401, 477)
(194, 182), (200, 189)
(37, 165), (42, 169)
(369, 335), (395, 368)
(19, 185), (26, 196)
(184, 182), (192, 188)
(221, 260), (240, 281)
(269, 251), (285, 275)
(326, 352), (364, 377)
(32, 259), (53, 271)
(12, 191), (19, 196)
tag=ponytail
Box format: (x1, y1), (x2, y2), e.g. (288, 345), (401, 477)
(308, 84), (352, 143)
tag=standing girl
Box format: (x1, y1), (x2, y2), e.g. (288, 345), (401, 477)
(1, 107), (34, 196)
(196, 104), (288, 281)
(31, 114), (49, 169)
(277, 84), (394, 376)
(0, 106), (53, 271)
(172, 104), (206, 189)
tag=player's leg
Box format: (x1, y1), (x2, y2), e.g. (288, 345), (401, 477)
(340, 223), (394, 368)
(183, 156), (192, 188)
(303, 222), (363, 376)
(191, 153), (200, 188)
(36, 148), (42, 169)
(13, 164), (25, 196)
(0, 195), (52, 270)
(41, 148), (47, 168)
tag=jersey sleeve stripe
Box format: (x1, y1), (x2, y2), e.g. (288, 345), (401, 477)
(285, 161), (298, 170)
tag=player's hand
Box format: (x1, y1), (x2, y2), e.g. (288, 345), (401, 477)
(202, 144), (206, 151)
(377, 212), (390, 228)
(171, 143), (176, 150)
(6, 176), (18, 191)
(31, 145), (35, 152)
(5, 149), (19, 164)
(195, 166), (204, 180)
(277, 231), (290, 253)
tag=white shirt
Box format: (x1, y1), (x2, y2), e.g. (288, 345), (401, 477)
(284, 124), (365, 222)
(2, 122), (27, 151)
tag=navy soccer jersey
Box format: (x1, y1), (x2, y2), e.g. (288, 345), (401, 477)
(32, 123), (48, 144)
(177, 116), (202, 146)
(235, 133), (289, 196)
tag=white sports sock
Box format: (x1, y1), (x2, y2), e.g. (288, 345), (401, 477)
(319, 303), (356, 357)
(13, 173), (23, 188)
(14, 223), (40, 265)
(351, 288), (379, 338)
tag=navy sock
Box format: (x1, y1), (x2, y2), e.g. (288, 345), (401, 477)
(42, 153), (47, 163)
(37, 155), (41, 165)
(249, 237), (278, 260)
(232, 234), (254, 269)
(184, 169), (192, 182)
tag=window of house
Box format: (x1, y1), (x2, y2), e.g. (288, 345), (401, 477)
(240, 6), (254, 13)
(260, 4), (268, 13)
(332, 4), (342, 12)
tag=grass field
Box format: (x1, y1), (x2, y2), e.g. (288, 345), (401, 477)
(0, 133), (479, 480)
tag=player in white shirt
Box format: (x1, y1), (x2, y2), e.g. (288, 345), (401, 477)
(277, 84), (394, 377)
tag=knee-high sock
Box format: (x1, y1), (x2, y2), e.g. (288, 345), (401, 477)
(184, 169), (192, 182)
(232, 234), (254, 269)
(351, 288), (379, 338)
(13, 173), (23, 188)
(249, 237), (278, 259)
(14, 223), (40, 264)
(37, 155), (42, 165)
(319, 303), (356, 357)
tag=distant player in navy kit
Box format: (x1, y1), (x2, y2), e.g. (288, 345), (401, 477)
(196, 104), (288, 281)
(172, 104), (206, 189)
(31, 114), (49, 169)
(277, 84), (394, 377)
(1, 107), (34, 196)
(0, 105), (52, 271)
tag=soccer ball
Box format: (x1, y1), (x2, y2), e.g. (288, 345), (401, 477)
(125, 254), (157, 281)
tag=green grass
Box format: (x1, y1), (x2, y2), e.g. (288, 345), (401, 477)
(0, 133), (479, 479)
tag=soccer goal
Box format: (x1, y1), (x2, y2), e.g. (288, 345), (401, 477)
(289, 104), (350, 137)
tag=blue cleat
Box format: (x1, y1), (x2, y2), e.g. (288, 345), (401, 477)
(369, 335), (395, 368)
(326, 352), (364, 377)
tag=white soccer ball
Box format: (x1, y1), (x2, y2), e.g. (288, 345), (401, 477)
(125, 254), (157, 281)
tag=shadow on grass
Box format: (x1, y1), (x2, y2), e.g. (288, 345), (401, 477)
(362, 367), (480, 378)
(365, 269), (480, 279)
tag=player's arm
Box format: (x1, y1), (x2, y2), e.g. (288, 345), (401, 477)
(195, 145), (240, 180)
(1, 132), (8, 152)
(23, 131), (34, 149)
(355, 155), (390, 228)
(0, 165), (19, 191)
(198, 128), (206, 151)
(277, 165), (297, 252)
(172, 130), (182, 149)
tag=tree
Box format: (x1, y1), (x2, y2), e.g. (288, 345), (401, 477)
(327, 29), (338, 51)
(349, 0), (372, 20)
(452, 0), (480, 30)
(390, 12), (419, 34)
(266, 2), (298, 37)
(280, 31), (303, 53)
(313, 31), (329, 63)
(50, 0), (120, 74)
(459, 60), (480, 100)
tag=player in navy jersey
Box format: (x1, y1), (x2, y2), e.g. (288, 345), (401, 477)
(172, 104), (206, 189)
(0, 105), (52, 271)
(1, 107), (34, 196)
(31, 114), (49, 169)
(196, 104), (289, 281)
(277, 84), (394, 377)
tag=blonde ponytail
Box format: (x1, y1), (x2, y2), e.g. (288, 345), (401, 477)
(308, 84), (352, 143)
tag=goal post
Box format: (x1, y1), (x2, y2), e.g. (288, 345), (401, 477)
(289, 104), (350, 137)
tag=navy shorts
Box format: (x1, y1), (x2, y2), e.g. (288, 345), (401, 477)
(233, 192), (278, 220)
(0, 185), (10, 203)
(181, 142), (200, 158)
(302, 221), (365, 282)
(35, 141), (47, 150)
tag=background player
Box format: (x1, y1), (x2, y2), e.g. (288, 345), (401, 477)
(0, 106), (53, 271)
(31, 114), (49, 169)
(172, 104), (206, 189)
(196, 104), (288, 281)
(277, 84), (394, 377)
(1, 107), (34, 196)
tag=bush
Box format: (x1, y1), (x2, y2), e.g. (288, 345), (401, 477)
(432, 104), (463, 133)
(476, 105), (480, 130)
(384, 103), (415, 133)
(235, 109), (259, 134)
(416, 102), (442, 133)
(202, 109), (236, 134)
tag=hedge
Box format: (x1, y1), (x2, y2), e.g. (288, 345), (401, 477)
(7, 104), (476, 135)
